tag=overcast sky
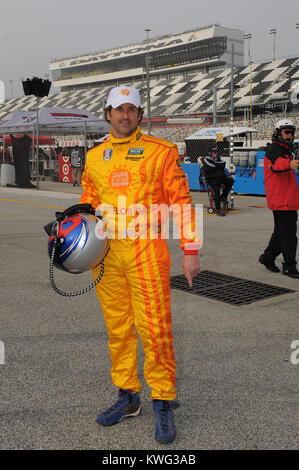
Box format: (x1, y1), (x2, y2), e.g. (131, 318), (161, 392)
(0, 0), (298, 98)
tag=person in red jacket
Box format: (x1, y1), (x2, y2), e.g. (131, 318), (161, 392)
(259, 119), (299, 278)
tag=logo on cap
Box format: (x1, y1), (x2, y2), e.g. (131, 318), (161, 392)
(121, 89), (130, 96)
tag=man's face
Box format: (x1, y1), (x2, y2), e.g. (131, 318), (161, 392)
(281, 128), (295, 144)
(211, 151), (217, 159)
(107, 103), (140, 139)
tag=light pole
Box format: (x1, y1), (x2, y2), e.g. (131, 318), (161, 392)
(243, 33), (252, 66)
(9, 80), (13, 98)
(270, 28), (277, 61)
(144, 28), (152, 135)
(244, 33), (253, 139)
(144, 28), (151, 41)
(213, 86), (217, 126)
(22, 77), (51, 190)
(249, 57), (253, 146)
(229, 42), (235, 209)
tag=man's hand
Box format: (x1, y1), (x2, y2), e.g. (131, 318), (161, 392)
(290, 160), (299, 170)
(182, 255), (200, 288)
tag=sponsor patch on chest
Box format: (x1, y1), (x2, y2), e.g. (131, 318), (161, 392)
(103, 149), (113, 161)
(127, 148), (144, 155)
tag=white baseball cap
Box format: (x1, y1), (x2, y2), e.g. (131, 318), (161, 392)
(106, 86), (141, 109)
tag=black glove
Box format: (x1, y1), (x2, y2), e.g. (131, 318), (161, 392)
(44, 203), (95, 235)
(55, 203), (95, 221)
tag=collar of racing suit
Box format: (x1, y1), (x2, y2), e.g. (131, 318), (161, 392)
(109, 126), (143, 146)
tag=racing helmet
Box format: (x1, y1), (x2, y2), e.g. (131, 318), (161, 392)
(46, 204), (109, 274)
(273, 119), (296, 140)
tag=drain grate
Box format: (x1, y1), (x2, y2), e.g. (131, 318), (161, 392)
(170, 270), (295, 306)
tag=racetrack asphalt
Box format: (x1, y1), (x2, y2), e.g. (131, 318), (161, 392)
(0, 181), (298, 450)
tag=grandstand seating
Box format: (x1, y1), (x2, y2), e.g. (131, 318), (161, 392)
(1, 56), (299, 142)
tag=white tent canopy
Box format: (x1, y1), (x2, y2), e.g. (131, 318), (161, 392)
(0, 107), (111, 190)
(1, 110), (36, 128)
(0, 107), (110, 135)
(185, 126), (258, 140)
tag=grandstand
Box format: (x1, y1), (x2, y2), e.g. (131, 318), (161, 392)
(0, 25), (299, 143)
(49, 25), (244, 91)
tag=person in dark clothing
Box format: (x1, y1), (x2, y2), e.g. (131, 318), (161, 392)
(203, 145), (234, 216)
(70, 145), (83, 186)
(259, 119), (299, 278)
(10, 134), (35, 187)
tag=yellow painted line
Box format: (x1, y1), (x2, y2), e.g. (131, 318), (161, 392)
(0, 198), (240, 216)
(205, 210), (240, 216)
(237, 194), (266, 198)
(191, 204), (240, 216)
(43, 188), (82, 195)
(0, 198), (65, 210)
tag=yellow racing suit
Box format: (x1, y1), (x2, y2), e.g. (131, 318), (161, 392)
(80, 127), (201, 400)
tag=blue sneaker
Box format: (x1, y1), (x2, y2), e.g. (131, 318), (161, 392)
(96, 389), (141, 426)
(152, 400), (180, 443)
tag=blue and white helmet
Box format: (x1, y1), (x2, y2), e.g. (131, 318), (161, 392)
(48, 213), (109, 274)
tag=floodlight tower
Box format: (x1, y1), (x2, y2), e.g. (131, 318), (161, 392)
(244, 33), (253, 138)
(22, 77), (51, 190)
(243, 33), (252, 66)
(270, 28), (277, 61)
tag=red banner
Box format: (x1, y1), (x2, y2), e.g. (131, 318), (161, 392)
(59, 155), (73, 183)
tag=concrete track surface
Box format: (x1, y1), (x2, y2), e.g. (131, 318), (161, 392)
(0, 181), (298, 450)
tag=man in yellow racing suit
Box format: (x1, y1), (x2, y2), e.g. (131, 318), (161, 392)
(80, 86), (201, 443)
